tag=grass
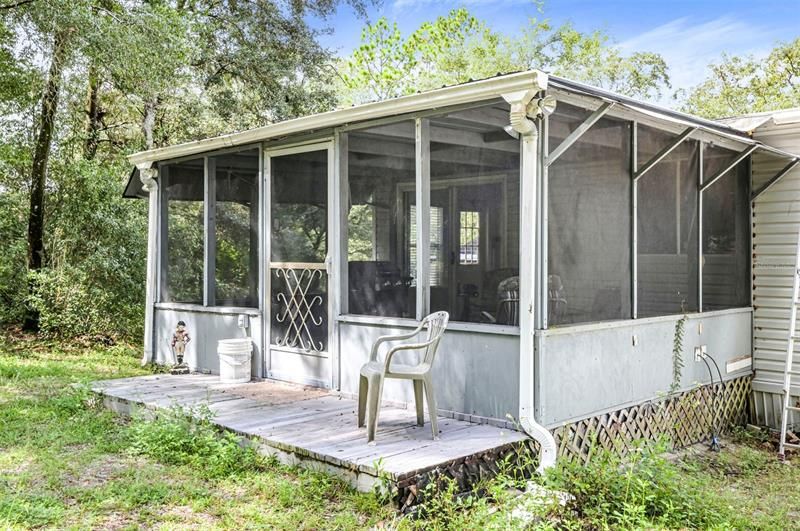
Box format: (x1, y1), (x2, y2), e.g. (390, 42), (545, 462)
(2, 328), (800, 529)
(0, 330), (393, 529)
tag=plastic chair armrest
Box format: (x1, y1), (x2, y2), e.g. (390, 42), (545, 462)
(368, 322), (426, 362)
(383, 338), (438, 371)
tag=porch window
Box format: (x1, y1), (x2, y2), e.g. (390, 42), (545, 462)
(162, 158), (204, 304)
(347, 121), (416, 318)
(702, 145), (749, 310)
(637, 126), (700, 317)
(548, 104), (631, 325)
(160, 148), (260, 308)
(428, 104), (520, 324)
(213, 149), (259, 307)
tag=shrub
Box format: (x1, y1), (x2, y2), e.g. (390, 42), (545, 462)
(542, 439), (726, 529)
(126, 404), (265, 478)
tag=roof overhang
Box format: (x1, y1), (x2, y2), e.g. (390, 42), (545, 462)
(546, 76), (800, 199)
(128, 70), (549, 167)
(126, 69), (800, 201)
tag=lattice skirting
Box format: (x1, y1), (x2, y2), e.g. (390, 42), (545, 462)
(395, 377), (751, 510)
(551, 375), (752, 463)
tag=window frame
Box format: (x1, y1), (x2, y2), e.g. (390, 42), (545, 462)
(157, 143), (263, 310)
(541, 101), (753, 329)
(337, 100), (522, 329)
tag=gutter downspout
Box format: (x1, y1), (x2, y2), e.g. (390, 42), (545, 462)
(503, 84), (558, 473)
(137, 162), (158, 366)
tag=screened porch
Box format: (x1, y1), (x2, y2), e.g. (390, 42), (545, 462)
(125, 71), (799, 430)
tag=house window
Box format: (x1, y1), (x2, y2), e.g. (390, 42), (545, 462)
(409, 204), (444, 287)
(459, 211), (480, 265)
(347, 121), (416, 318)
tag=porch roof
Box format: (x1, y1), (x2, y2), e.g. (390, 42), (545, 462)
(125, 70), (800, 194)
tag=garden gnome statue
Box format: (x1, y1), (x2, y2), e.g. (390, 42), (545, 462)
(170, 320), (191, 375)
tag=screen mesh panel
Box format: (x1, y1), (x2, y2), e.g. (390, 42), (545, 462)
(637, 126), (699, 317)
(428, 103), (520, 324)
(213, 149), (259, 307)
(702, 145), (749, 310)
(347, 121), (416, 317)
(162, 158), (204, 304)
(548, 112), (631, 325)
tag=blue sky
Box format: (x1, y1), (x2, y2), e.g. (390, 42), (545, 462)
(310, 0), (800, 97)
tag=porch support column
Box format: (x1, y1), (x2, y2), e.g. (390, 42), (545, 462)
(503, 84), (557, 473)
(137, 162), (159, 366)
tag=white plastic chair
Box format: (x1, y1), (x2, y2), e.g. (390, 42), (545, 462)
(358, 311), (449, 443)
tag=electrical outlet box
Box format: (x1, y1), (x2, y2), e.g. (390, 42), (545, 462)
(237, 314), (249, 329)
(694, 345), (708, 361)
(632, 335), (638, 346)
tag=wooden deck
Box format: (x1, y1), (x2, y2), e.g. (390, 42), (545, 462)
(90, 374), (528, 494)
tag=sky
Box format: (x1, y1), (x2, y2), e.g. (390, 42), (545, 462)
(309, 0), (800, 101)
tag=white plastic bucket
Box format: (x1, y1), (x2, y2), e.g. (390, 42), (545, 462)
(218, 338), (253, 384)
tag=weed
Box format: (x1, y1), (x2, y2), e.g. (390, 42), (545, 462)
(670, 313), (688, 394)
(126, 404), (265, 478)
(0, 333), (393, 529)
(540, 439), (727, 529)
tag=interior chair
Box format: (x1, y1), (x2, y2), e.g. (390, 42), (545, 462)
(548, 274), (567, 325)
(481, 275), (520, 325)
(358, 311), (450, 443)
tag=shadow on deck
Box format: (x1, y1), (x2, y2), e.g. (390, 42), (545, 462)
(90, 374), (530, 507)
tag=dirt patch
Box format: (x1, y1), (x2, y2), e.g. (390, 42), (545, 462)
(159, 504), (220, 527)
(223, 379), (330, 405)
(95, 510), (141, 531)
(0, 455), (33, 476)
(65, 454), (154, 489)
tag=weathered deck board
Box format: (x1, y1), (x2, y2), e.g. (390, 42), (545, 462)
(90, 374), (528, 492)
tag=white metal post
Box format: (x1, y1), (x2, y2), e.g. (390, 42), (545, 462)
(328, 139), (341, 390)
(263, 150), (272, 377)
(416, 118), (431, 320)
(631, 122), (638, 319)
(137, 163), (159, 365)
(698, 143), (704, 311)
(204, 156), (216, 307)
(503, 84), (557, 472)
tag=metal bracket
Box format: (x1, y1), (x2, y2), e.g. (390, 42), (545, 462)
(546, 101), (616, 166)
(752, 157), (800, 201)
(700, 145), (758, 193)
(633, 127), (697, 182)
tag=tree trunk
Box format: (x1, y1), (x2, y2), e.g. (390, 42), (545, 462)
(84, 63), (100, 159)
(142, 96), (157, 150)
(23, 30), (69, 331)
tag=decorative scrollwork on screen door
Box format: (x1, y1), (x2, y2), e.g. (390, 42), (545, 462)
(272, 266), (326, 352)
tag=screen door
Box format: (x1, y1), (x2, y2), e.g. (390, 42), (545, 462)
(266, 142), (333, 388)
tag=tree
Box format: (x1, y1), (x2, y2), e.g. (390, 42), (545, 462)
(0, 0), (371, 337)
(681, 38), (800, 118)
(338, 9), (670, 105)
